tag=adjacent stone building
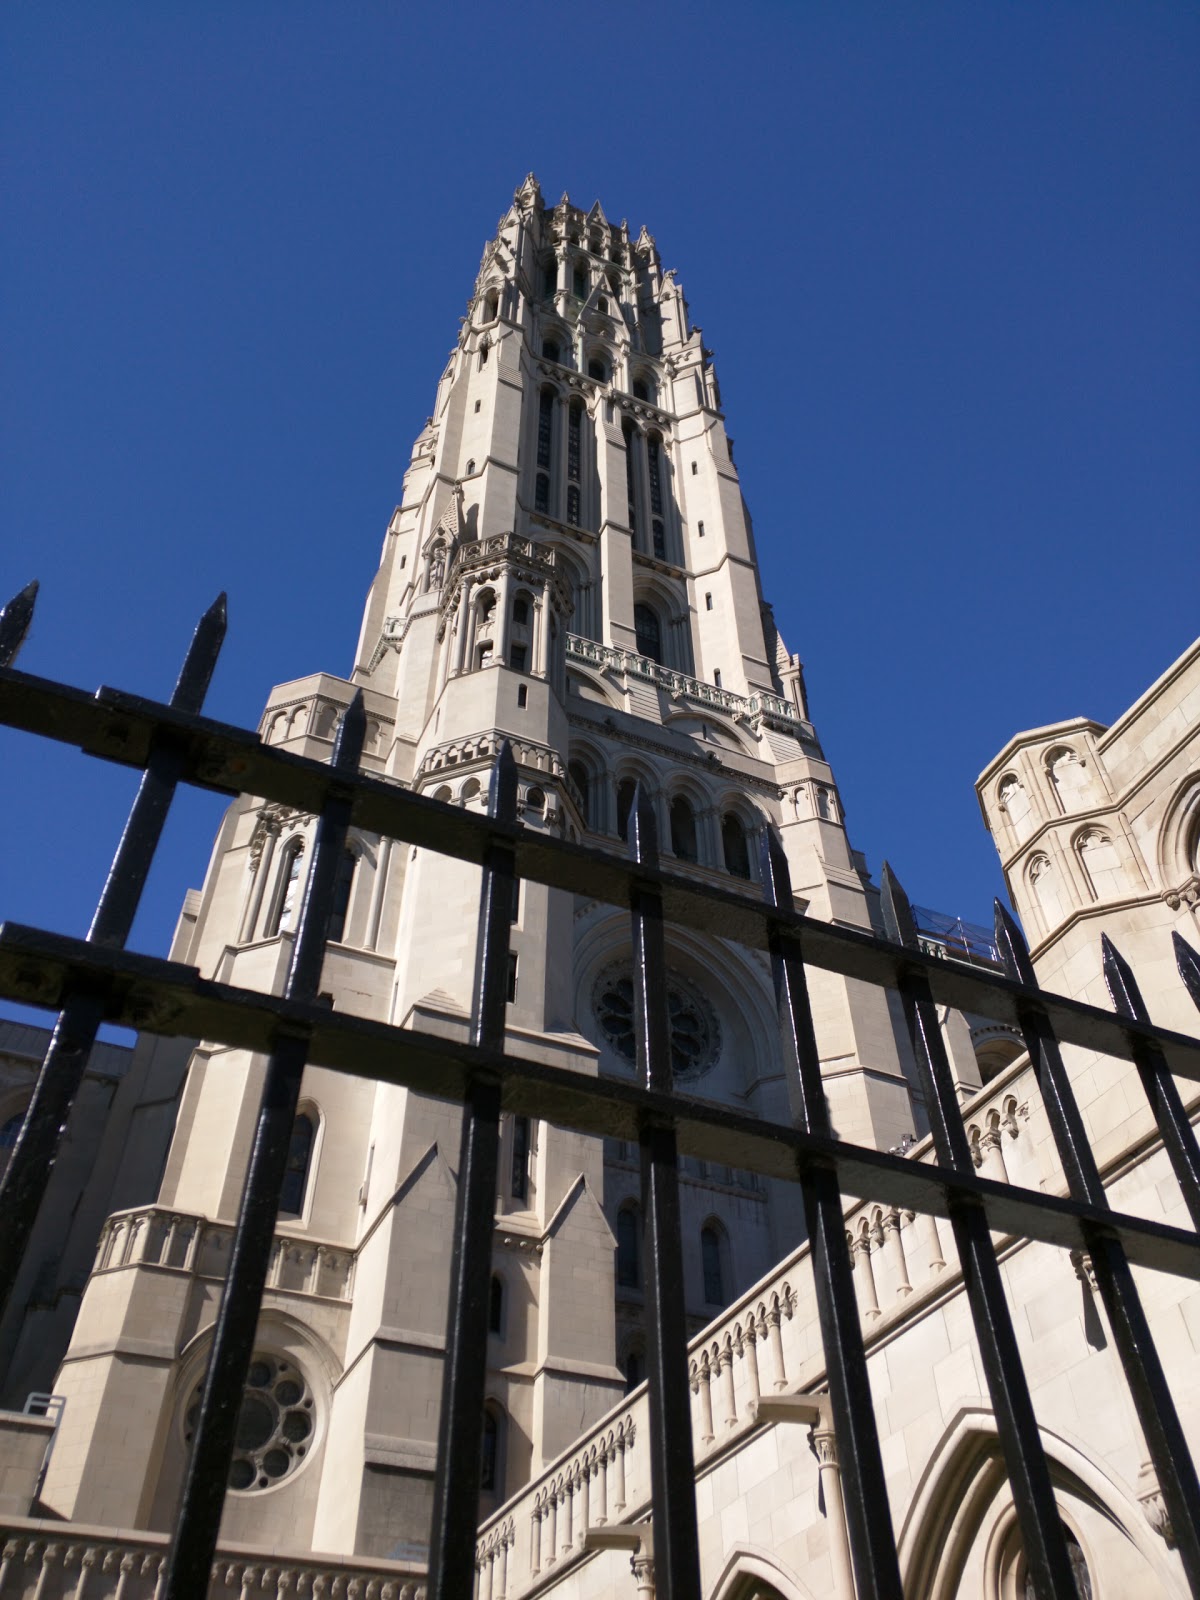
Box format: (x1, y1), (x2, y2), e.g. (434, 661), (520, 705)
(1, 178), (1197, 1599)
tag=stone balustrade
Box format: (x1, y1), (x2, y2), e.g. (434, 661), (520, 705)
(565, 636), (814, 740)
(93, 1208), (354, 1303)
(474, 1055), (1041, 1597)
(0, 1524), (425, 1600)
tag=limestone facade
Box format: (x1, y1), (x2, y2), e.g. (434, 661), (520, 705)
(1, 178), (1196, 1598)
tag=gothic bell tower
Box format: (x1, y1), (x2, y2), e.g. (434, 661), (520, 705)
(40, 176), (934, 1562)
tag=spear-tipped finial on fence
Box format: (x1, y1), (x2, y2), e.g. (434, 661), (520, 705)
(0, 580), (39, 669)
(173, 592), (229, 714)
(993, 898), (1037, 988)
(759, 824), (794, 911)
(1101, 934), (1152, 1023)
(489, 737), (519, 822)
(331, 687), (367, 769)
(1174, 931), (1200, 1014)
(628, 782), (659, 868)
(879, 861), (919, 950)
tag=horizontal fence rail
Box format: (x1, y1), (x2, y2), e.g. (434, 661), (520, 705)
(2, 582), (1200, 1600)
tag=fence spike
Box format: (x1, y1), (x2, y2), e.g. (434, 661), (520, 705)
(1102, 934), (1150, 1023)
(759, 824), (792, 908)
(172, 592), (228, 714)
(993, 899), (1037, 988)
(491, 737), (519, 818)
(629, 781), (659, 867)
(879, 861), (919, 949)
(0, 579), (39, 668)
(1174, 931), (1200, 1014)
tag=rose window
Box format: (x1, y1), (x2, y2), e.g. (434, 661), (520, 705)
(592, 963), (720, 1082)
(185, 1353), (314, 1492)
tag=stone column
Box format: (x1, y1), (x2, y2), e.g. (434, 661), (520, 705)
(881, 1209), (912, 1298)
(811, 1426), (855, 1600)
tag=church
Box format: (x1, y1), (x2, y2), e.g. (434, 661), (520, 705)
(0, 176), (1197, 1599)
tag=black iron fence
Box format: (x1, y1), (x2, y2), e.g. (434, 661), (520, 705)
(1, 584), (1200, 1600)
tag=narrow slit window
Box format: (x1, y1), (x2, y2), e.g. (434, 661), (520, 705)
(511, 1114), (529, 1198)
(280, 1113), (316, 1216)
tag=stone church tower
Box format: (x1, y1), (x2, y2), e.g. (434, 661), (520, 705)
(37, 177), (968, 1561)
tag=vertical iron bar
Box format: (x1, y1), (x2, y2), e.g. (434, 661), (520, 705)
(428, 743), (517, 1600)
(1105, 933), (1200, 1230)
(881, 867), (1076, 1600)
(0, 580), (39, 668)
(1176, 931), (1200, 1016)
(629, 789), (702, 1600)
(0, 593), (227, 1323)
(761, 831), (904, 1600)
(993, 910), (1200, 1591)
(162, 693), (366, 1600)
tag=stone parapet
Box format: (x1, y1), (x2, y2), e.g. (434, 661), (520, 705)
(565, 635), (814, 740)
(92, 1208), (354, 1303)
(0, 1522), (426, 1600)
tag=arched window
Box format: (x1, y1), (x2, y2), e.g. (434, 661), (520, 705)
(588, 357), (606, 382)
(478, 588), (496, 623)
(670, 796), (698, 863)
(542, 337), (560, 362)
(569, 760), (591, 827)
(479, 341), (489, 368)
(597, 296), (609, 315)
(622, 419), (639, 537)
(325, 847), (357, 944)
(280, 1112), (316, 1215)
(573, 264), (586, 298)
(701, 1222), (726, 1305)
(542, 259), (557, 299)
(617, 1204), (640, 1288)
(480, 1404), (504, 1494)
(975, 1034), (1024, 1084)
(1022, 1525), (1092, 1599)
(634, 603), (662, 664)
(721, 813), (752, 880)
(589, 231), (602, 255)
(512, 596), (529, 627)
(266, 838), (306, 937)
(483, 289), (499, 322)
(488, 1274), (504, 1335)
(632, 378), (648, 401)
(616, 778), (637, 842)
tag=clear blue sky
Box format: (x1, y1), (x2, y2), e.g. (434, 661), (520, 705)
(2, 4), (1197, 997)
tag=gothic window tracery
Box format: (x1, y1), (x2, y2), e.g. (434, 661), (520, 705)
(592, 961), (720, 1082)
(185, 1354), (314, 1493)
(647, 432), (666, 559)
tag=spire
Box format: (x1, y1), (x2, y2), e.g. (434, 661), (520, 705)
(514, 172), (542, 210)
